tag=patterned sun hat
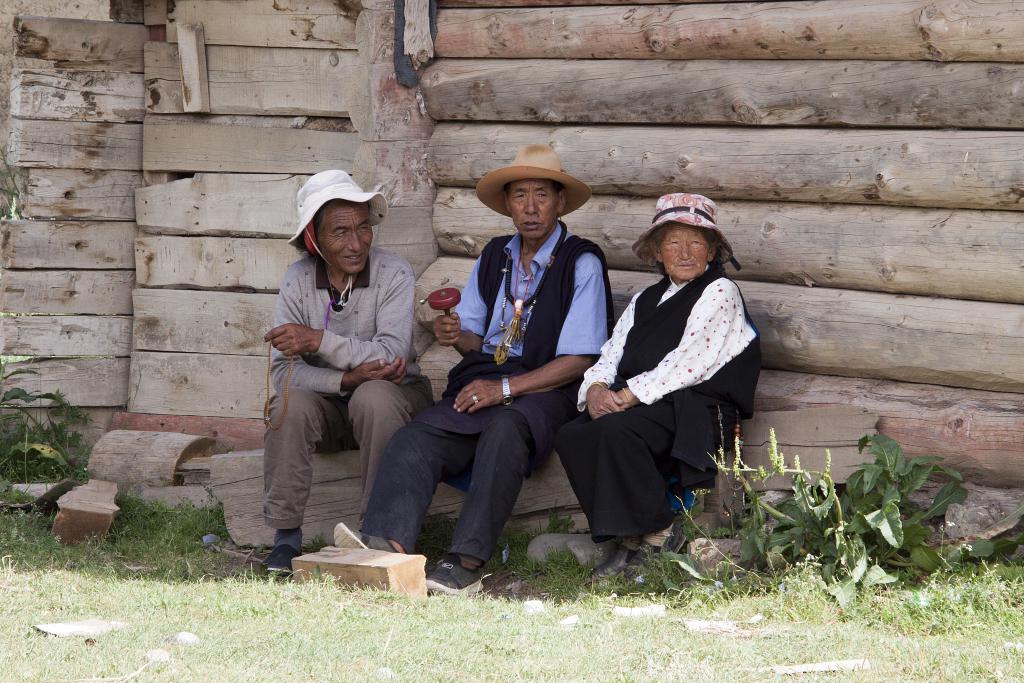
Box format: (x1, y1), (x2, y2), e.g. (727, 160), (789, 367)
(632, 193), (735, 267)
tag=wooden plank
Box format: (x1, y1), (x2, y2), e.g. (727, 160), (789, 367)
(427, 123), (1024, 212)
(404, 0), (435, 69)
(109, 412), (265, 450)
(145, 42), (360, 116)
(128, 351), (267, 417)
(134, 172), (304, 237)
(144, 0), (167, 26)
(143, 115), (358, 174)
(756, 370), (1024, 488)
(422, 59), (1024, 129)
(440, 0), (723, 5)
(110, 0), (145, 23)
(10, 68), (145, 123)
(0, 315), (133, 357)
(8, 119), (142, 171)
(14, 17), (147, 72)
(372, 206), (438, 278)
(1, 221), (136, 270)
(292, 548), (427, 597)
(176, 24), (211, 113)
(434, 2), (1024, 62)
(133, 289), (276, 355)
(353, 140), (435, 207)
(169, 0), (358, 49)
(88, 430), (218, 492)
(433, 188), (1024, 304)
(53, 480), (119, 545)
(5, 358), (130, 407)
(135, 235), (296, 291)
(348, 64), (435, 141)
(0, 270), (134, 314)
(22, 169), (143, 221)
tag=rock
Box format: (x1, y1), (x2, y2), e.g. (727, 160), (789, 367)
(944, 484), (1024, 539)
(688, 538), (743, 577)
(526, 533), (575, 561)
(566, 536), (615, 566)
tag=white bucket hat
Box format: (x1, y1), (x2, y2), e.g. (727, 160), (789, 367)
(289, 170), (388, 251)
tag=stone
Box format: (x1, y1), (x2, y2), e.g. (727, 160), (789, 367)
(688, 538), (743, 577)
(944, 484), (1024, 539)
(566, 536), (615, 566)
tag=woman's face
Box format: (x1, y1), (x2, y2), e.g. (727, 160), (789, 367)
(654, 224), (714, 283)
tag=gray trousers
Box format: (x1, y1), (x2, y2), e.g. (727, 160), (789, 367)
(263, 378), (432, 529)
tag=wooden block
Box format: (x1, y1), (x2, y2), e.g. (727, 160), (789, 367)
(110, 0), (145, 23)
(349, 64), (434, 142)
(14, 17), (147, 72)
(0, 270), (134, 315)
(109, 412), (265, 451)
(144, 0), (168, 26)
(403, 0), (434, 69)
(88, 430), (219, 492)
(1, 221), (136, 270)
(175, 457), (212, 485)
(11, 68), (145, 123)
(52, 480), (120, 545)
(355, 9), (396, 65)
(135, 235), (296, 291)
(3, 358), (129, 407)
(176, 24), (211, 113)
(8, 120), (143, 171)
(292, 547), (427, 598)
(169, 0), (358, 49)
(354, 140), (434, 206)
(22, 169), (143, 221)
(139, 485), (215, 507)
(0, 315), (132, 357)
(129, 352), (267, 418)
(133, 289), (276, 355)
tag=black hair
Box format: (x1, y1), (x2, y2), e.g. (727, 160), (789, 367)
(503, 179), (565, 194)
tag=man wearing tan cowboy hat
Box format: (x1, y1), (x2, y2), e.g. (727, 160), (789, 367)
(261, 169), (433, 572)
(350, 145), (613, 595)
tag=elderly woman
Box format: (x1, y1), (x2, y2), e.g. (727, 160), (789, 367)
(554, 193), (761, 578)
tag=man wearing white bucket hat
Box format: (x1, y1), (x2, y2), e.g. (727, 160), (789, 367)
(261, 170), (432, 572)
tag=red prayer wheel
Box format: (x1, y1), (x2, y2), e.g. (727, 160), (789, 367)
(425, 287), (461, 316)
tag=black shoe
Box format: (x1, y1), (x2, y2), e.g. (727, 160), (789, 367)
(591, 540), (640, 580)
(262, 544), (301, 574)
(624, 519), (688, 578)
(425, 555), (483, 596)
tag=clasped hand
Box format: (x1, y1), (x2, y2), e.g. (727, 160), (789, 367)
(433, 312), (461, 347)
(586, 383), (639, 420)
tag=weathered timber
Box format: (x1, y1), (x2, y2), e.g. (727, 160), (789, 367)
(210, 447), (579, 546)
(143, 116), (359, 174)
(348, 64), (436, 141)
(4, 358), (129, 407)
(353, 140), (434, 206)
(10, 69), (145, 123)
(109, 412), (265, 451)
(355, 9), (395, 65)
(372, 206), (437, 278)
(139, 485), (215, 508)
(404, 0), (435, 69)
(1, 221), (136, 270)
(434, 2), (1024, 62)
(135, 173), (304, 237)
(135, 235), (296, 291)
(22, 169), (143, 221)
(756, 370), (1024, 488)
(433, 188), (1024, 304)
(175, 457), (213, 485)
(88, 430), (218, 491)
(0, 316), (132, 357)
(422, 59), (1024, 129)
(144, 0), (167, 26)
(8, 120), (142, 171)
(1, 270), (134, 314)
(440, 0), (717, 5)
(169, 0), (358, 49)
(14, 17), (147, 72)
(291, 548), (427, 597)
(52, 480), (120, 545)
(176, 24), (211, 113)
(145, 42), (360, 116)
(133, 289), (276, 355)
(129, 352), (267, 417)
(416, 343), (461, 401)
(428, 124), (1024, 211)
(110, 0), (145, 23)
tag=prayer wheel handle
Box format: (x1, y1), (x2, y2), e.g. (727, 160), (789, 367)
(421, 287), (461, 316)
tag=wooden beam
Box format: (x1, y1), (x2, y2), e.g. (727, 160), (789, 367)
(439, 0), (746, 4)
(142, 115), (358, 174)
(144, 42), (360, 116)
(434, 1), (1024, 62)
(1, 270), (134, 314)
(404, 0), (435, 69)
(109, 412), (265, 450)
(8, 120), (142, 171)
(135, 235), (295, 291)
(133, 289), (276, 355)
(144, 0), (167, 26)
(88, 430), (218, 492)
(110, 0), (145, 23)
(427, 123), (1024, 212)
(14, 16), (147, 72)
(422, 59), (1024, 130)
(128, 351), (267, 417)
(0, 315), (132, 357)
(176, 24), (211, 113)
(169, 0), (358, 49)
(347, 64), (435, 142)
(292, 548), (427, 597)
(10, 69), (145, 123)
(4, 358), (130, 407)
(433, 188), (1024, 305)
(353, 140), (435, 206)
(1, 221), (136, 270)
(22, 169), (143, 221)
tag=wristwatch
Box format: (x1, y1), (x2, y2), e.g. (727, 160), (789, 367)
(501, 376), (513, 405)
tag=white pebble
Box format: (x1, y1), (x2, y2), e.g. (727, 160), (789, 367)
(613, 604), (666, 619)
(146, 649), (172, 663)
(172, 632), (201, 646)
(376, 666), (397, 679)
(559, 615), (579, 626)
(523, 600), (545, 614)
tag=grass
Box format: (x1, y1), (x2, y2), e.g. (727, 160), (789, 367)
(2, 498), (1024, 681)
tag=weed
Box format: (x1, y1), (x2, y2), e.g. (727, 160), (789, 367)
(0, 147), (25, 220)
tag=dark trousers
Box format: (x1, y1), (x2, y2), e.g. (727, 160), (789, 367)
(361, 408), (534, 563)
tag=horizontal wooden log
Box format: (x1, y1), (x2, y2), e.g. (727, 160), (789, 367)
(1, 270), (135, 314)
(135, 235), (295, 291)
(347, 64), (435, 142)
(5, 358), (130, 407)
(422, 59), (1024, 129)
(144, 42), (360, 116)
(440, 0), (720, 5)
(135, 173), (304, 237)
(434, 1), (1024, 62)
(143, 116), (359, 174)
(128, 351), (267, 417)
(8, 120), (142, 171)
(433, 188), (1024, 304)
(169, 0), (358, 49)
(10, 69), (145, 123)
(88, 430), (217, 492)
(110, 0), (144, 23)
(0, 315), (132, 357)
(1, 221), (136, 270)
(109, 412), (265, 451)
(428, 123), (1024, 211)
(22, 169), (143, 221)
(14, 16), (147, 72)
(756, 370), (1024, 488)
(133, 289), (276, 355)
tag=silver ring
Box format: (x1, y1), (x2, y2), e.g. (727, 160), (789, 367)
(471, 394), (479, 404)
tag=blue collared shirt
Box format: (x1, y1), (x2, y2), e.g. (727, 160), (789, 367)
(456, 223), (609, 358)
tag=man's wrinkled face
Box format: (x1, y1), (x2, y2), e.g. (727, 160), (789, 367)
(504, 179), (566, 244)
(316, 200), (373, 276)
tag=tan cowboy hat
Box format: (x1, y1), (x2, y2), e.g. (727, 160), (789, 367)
(475, 144), (591, 217)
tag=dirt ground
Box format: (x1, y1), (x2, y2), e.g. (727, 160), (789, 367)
(1, 0), (110, 142)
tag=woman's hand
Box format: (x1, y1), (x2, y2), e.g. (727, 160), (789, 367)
(586, 383), (626, 420)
